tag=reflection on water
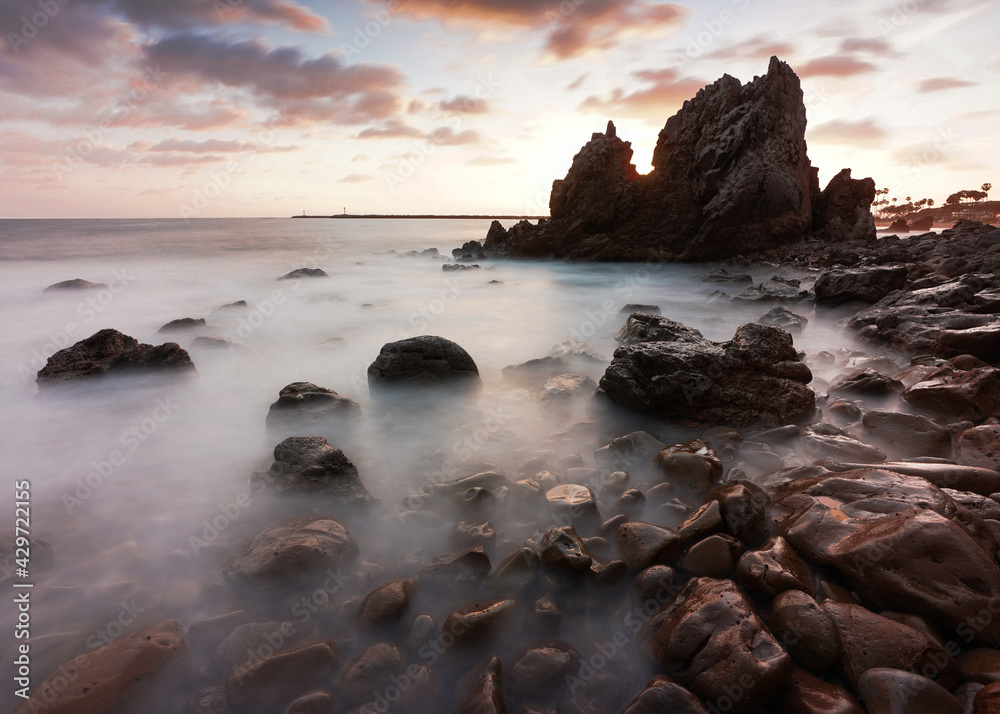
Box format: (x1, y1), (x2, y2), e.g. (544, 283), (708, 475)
(0, 218), (875, 709)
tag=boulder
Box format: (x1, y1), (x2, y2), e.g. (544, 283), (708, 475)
(368, 336), (481, 393)
(355, 579), (416, 631)
(451, 657), (507, 714)
(278, 268), (329, 280)
(860, 411), (952, 459)
(814, 266), (908, 305)
(457, 57), (874, 262)
(226, 642), (339, 711)
(857, 668), (962, 714)
(903, 365), (1000, 420)
(265, 382), (361, 433)
(600, 322), (814, 427)
(158, 317), (206, 333)
(955, 425), (1000, 470)
(14, 620), (188, 714)
(615, 313), (707, 346)
(888, 218), (910, 233)
(736, 536), (813, 595)
(621, 675), (709, 714)
(537, 374), (596, 403)
(225, 519), (358, 589)
(615, 522), (684, 570)
(771, 667), (864, 714)
(773, 469), (1000, 641)
(639, 577), (792, 713)
(36, 328), (195, 389)
(758, 306), (808, 333)
(733, 277), (809, 302)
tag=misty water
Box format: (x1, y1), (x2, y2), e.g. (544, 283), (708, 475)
(0, 218), (885, 710)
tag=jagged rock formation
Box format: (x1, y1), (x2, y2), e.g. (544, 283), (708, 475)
(455, 57), (875, 263)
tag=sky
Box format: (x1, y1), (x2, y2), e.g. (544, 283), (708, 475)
(0, 0), (996, 218)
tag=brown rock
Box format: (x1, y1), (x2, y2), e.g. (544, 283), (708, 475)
(451, 657), (506, 714)
(958, 648), (1000, 684)
(770, 667), (864, 714)
(508, 641), (581, 699)
(828, 368), (904, 397)
(814, 266), (907, 305)
(540, 527), (592, 573)
(678, 534), (741, 578)
(442, 599), (517, 648)
(15, 620), (188, 714)
(615, 522), (684, 571)
(957, 425), (1000, 471)
(265, 382), (360, 433)
(227, 641), (339, 711)
(546, 484), (601, 531)
(976, 681), (1000, 713)
(337, 643), (405, 704)
(621, 675), (709, 714)
(356, 579), (416, 631)
(658, 440), (723, 496)
(861, 410), (952, 459)
(769, 589), (841, 670)
(640, 577), (792, 714)
(857, 667), (961, 714)
(822, 602), (960, 689)
(736, 536), (813, 595)
(903, 366), (1000, 420)
(283, 690), (337, 714)
(225, 519), (358, 589)
(490, 547), (540, 592)
(421, 548), (491, 584)
(707, 481), (769, 545)
(677, 501), (724, 542)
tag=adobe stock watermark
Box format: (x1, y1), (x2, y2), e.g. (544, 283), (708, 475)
(17, 269), (132, 385)
(61, 397), (180, 513)
(6, 0), (72, 55)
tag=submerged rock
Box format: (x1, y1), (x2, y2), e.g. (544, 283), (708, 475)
(158, 317), (206, 333)
(758, 306), (808, 333)
(44, 278), (108, 292)
(225, 518), (358, 589)
(258, 437), (379, 509)
(600, 322), (814, 427)
(278, 268), (329, 280)
(265, 382), (361, 433)
(36, 328), (195, 390)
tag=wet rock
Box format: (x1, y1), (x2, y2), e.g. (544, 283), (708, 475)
(704, 268), (753, 284)
(640, 577), (791, 713)
(443, 599), (517, 647)
(283, 690), (337, 714)
(956, 425), (1000, 471)
(633, 565), (677, 605)
(658, 439), (723, 496)
(278, 268), (329, 280)
(14, 620), (188, 714)
(769, 589), (841, 669)
(443, 263), (480, 271)
(903, 365), (1000, 420)
(736, 536), (813, 595)
(225, 519), (358, 589)
(356, 579), (416, 631)
(188, 686), (230, 714)
(861, 411), (952, 459)
(707, 482), (769, 545)
(191, 336), (238, 350)
(824, 460), (1000, 495)
(540, 526), (592, 573)
(594, 431), (666, 475)
(615, 313), (708, 346)
(957, 648), (1000, 684)
(337, 642), (405, 704)
(829, 368), (904, 397)
(814, 266), (908, 305)
(227, 641), (339, 711)
(265, 383), (361, 433)
(451, 657), (506, 714)
(608, 488), (646, 519)
(621, 675), (709, 714)
(537, 374), (596, 403)
(260, 437), (379, 509)
(812, 167), (877, 243)
(598, 471), (630, 502)
(502, 356), (573, 387)
(615, 522), (684, 570)
(158, 317), (206, 333)
(215, 621), (307, 669)
(36, 328), (196, 389)
(774, 469), (1000, 642)
(800, 424), (887, 463)
(857, 667), (962, 714)
(759, 306), (808, 333)
(677, 501), (724, 542)
(44, 278), (108, 291)
(546, 485), (601, 530)
(771, 667), (864, 714)
(421, 548), (492, 584)
(678, 534), (741, 577)
(490, 547), (540, 592)
(368, 336), (481, 393)
(823, 601), (960, 689)
(976, 681), (1000, 713)
(733, 276), (810, 302)
(600, 322), (814, 427)
(508, 641), (581, 699)
(826, 400), (862, 426)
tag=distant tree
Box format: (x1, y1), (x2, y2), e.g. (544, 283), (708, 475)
(928, 198), (935, 207)
(947, 189), (987, 204)
(984, 183), (993, 198)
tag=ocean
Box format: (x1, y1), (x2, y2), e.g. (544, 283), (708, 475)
(0, 218), (868, 709)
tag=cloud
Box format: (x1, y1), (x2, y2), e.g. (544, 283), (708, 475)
(142, 34), (407, 124)
(439, 96), (491, 114)
(339, 173), (377, 183)
(468, 155), (516, 166)
(427, 127), (481, 146)
(103, 0), (328, 32)
(381, 0), (687, 59)
(707, 34), (795, 61)
(808, 118), (887, 147)
(839, 37), (898, 57)
(357, 120), (425, 139)
(149, 138), (296, 153)
(797, 56), (878, 78)
(918, 76), (978, 92)
(566, 74), (589, 91)
(581, 68), (706, 120)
